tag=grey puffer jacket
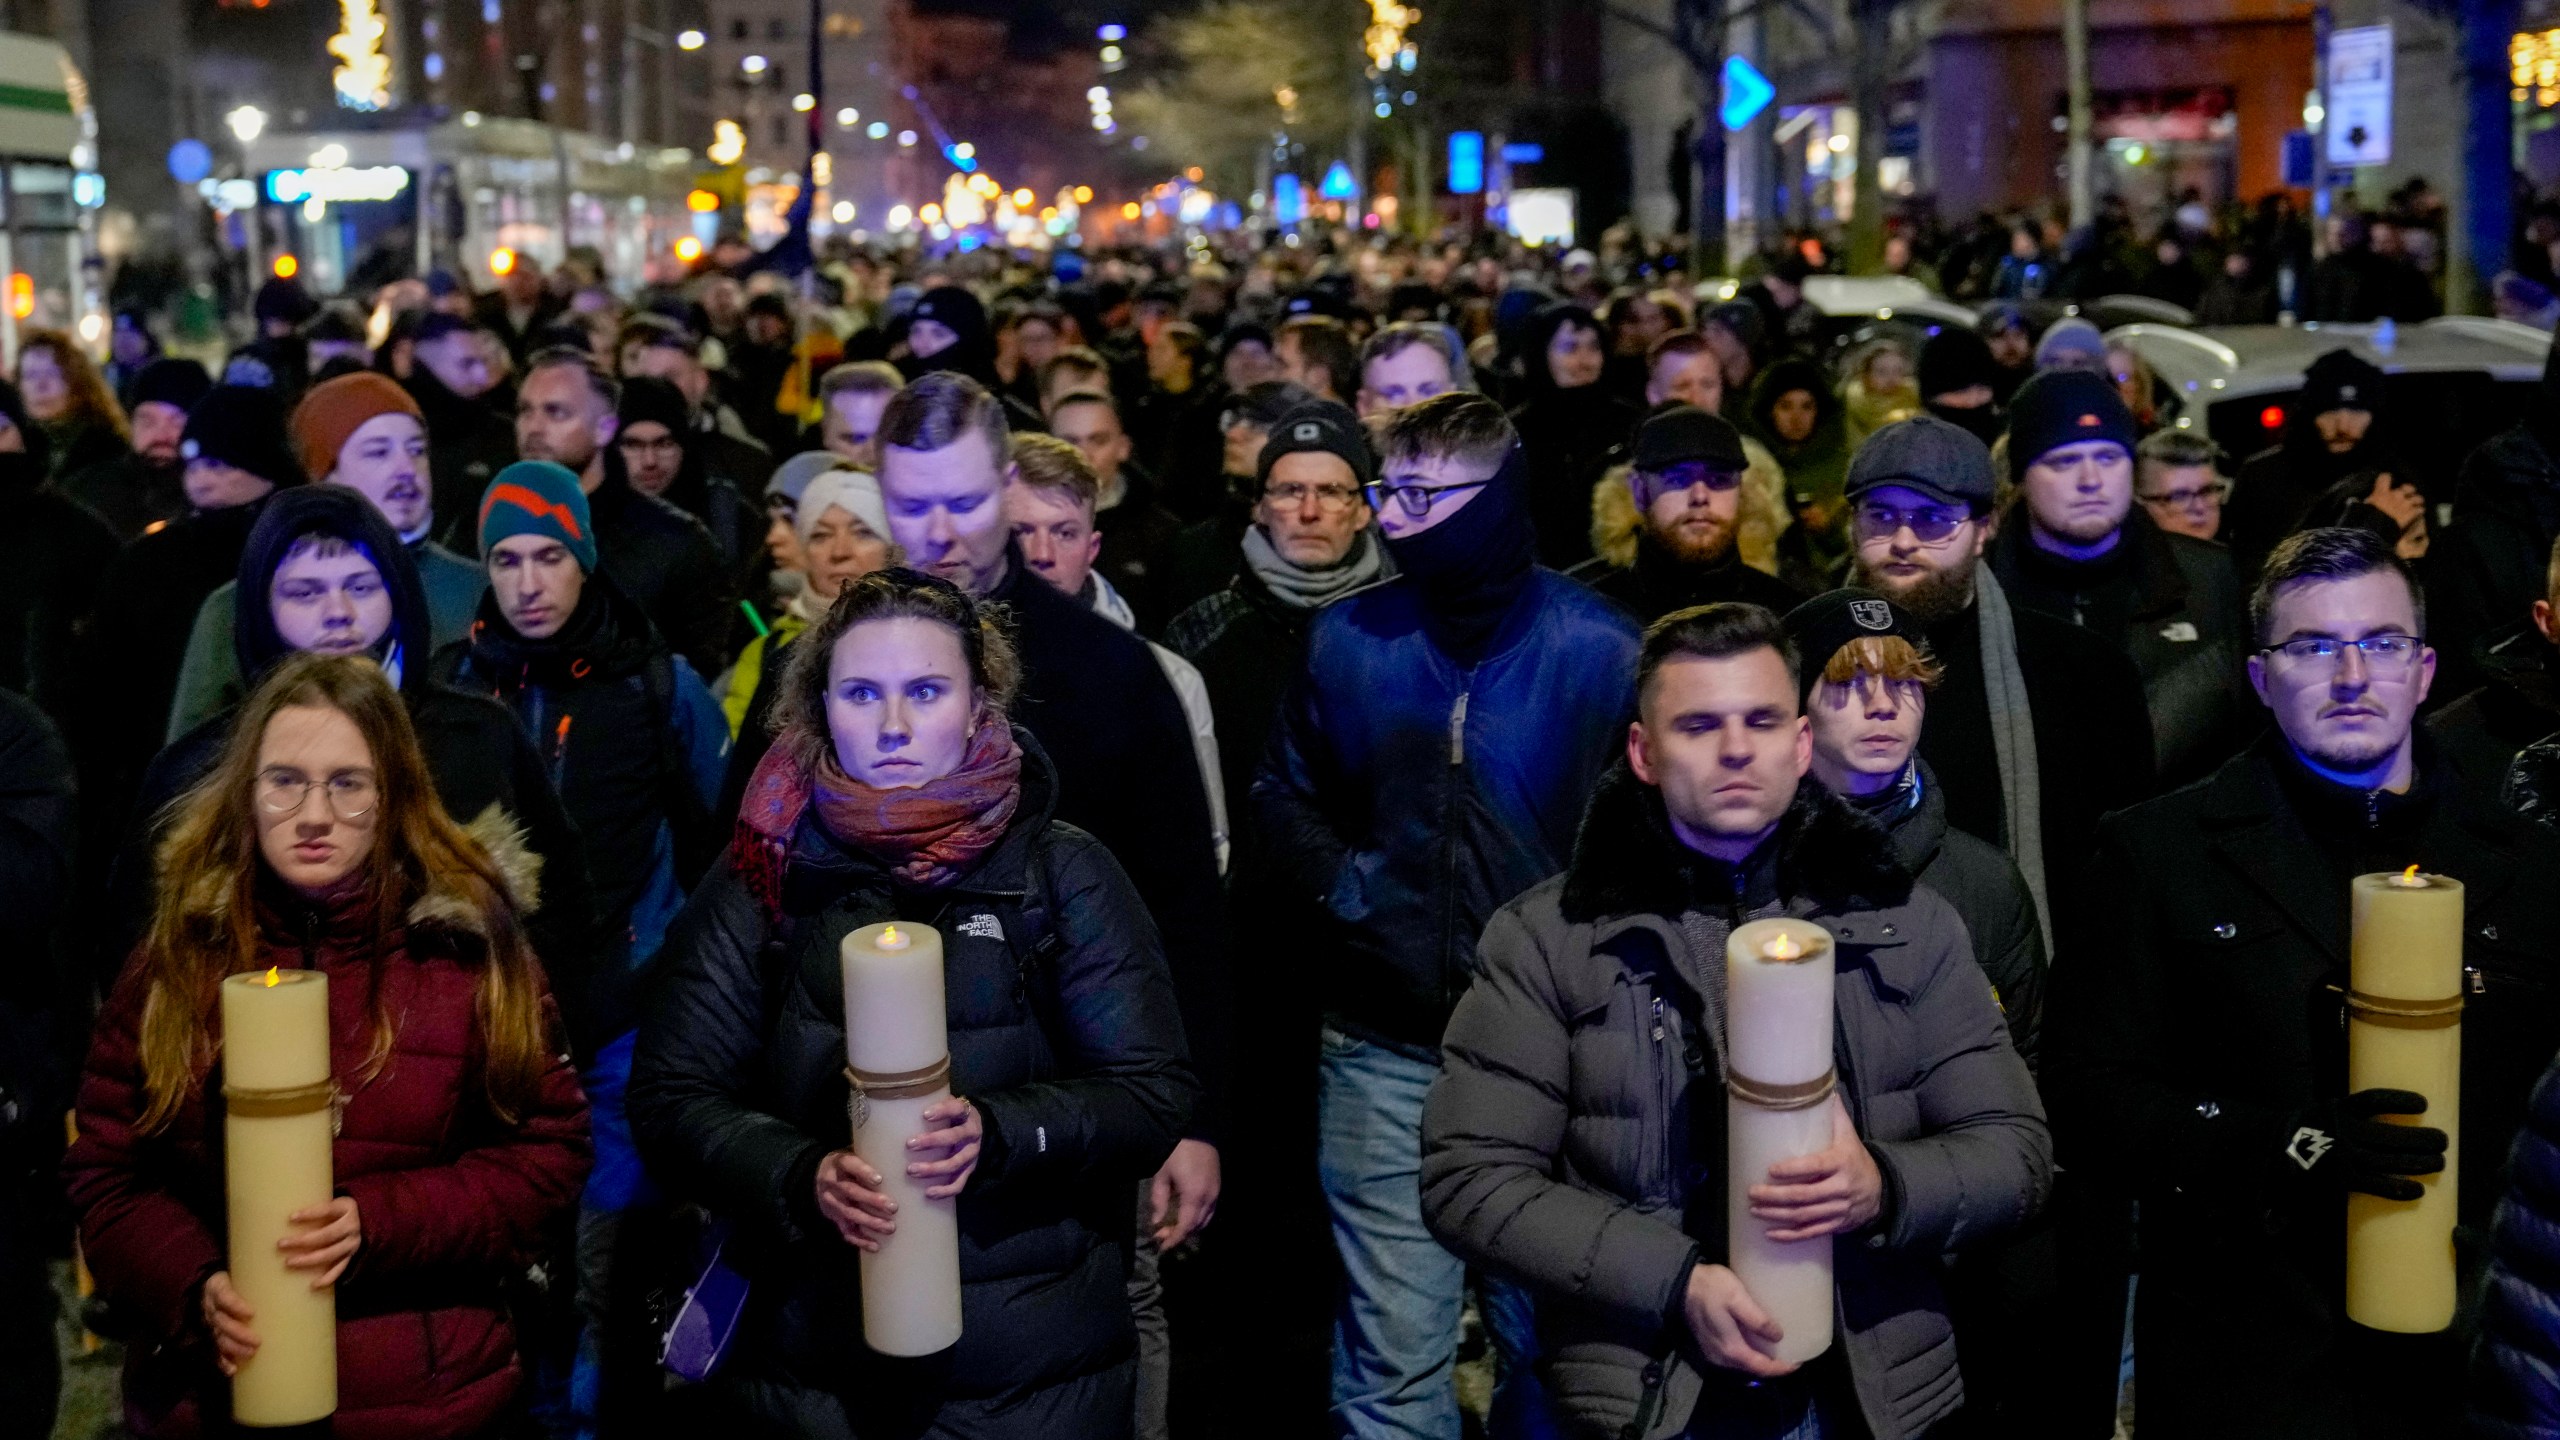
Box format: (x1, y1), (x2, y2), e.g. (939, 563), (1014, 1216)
(1420, 765), (2051, 1440)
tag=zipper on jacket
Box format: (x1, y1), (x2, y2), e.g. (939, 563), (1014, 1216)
(1434, 683), (1472, 1012)
(1447, 690), (1469, 766)
(2468, 961), (2487, 995)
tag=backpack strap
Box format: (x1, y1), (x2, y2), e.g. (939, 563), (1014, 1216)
(643, 650), (721, 884)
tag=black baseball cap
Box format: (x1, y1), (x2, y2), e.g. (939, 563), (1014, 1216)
(1632, 405), (1747, 474)
(1782, 588), (1924, 701)
(1844, 414), (1998, 512)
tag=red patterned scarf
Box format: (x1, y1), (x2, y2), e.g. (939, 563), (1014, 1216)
(735, 723), (1023, 917)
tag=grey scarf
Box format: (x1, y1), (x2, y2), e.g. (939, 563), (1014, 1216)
(1976, 567), (2049, 942)
(1243, 524), (1390, 610)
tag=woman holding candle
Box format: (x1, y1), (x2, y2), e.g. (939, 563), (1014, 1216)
(64, 653), (592, 1438)
(629, 567), (1196, 1438)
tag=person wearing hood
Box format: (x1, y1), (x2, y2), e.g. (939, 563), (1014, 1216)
(515, 348), (737, 676)
(61, 357), (209, 540)
(617, 372), (767, 589)
(1981, 304), (2038, 405)
(83, 384), (304, 878)
(2435, 341), (2560, 708)
(0, 376), (117, 729)
(2229, 348), (2394, 581)
(628, 568), (1196, 1439)
(1987, 369), (2256, 784)
(433, 461), (728, 1432)
(164, 371), (490, 739)
(1255, 391), (1640, 1438)
(1511, 302), (1643, 568)
(110, 483), (599, 1048)
(1916, 326), (2006, 448)
(1751, 358), (1855, 591)
(1571, 404), (1803, 623)
(404, 313), (518, 548)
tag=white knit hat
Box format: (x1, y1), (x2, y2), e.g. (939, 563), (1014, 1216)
(795, 469), (889, 548)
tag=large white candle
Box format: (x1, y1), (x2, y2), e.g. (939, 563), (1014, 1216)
(1725, 917), (1837, 1366)
(840, 921), (963, 1356)
(2346, 867), (2464, 1333)
(219, 966), (337, 1426)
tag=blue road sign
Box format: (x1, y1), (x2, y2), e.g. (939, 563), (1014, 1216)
(1448, 131), (1483, 195)
(167, 139), (212, 185)
(1722, 55), (1775, 131)
(1320, 160), (1357, 200)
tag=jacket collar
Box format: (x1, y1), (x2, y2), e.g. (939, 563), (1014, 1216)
(1991, 501), (2190, 619)
(1560, 760), (1913, 927)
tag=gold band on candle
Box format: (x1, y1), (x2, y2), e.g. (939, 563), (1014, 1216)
(845, 1059), (952, 1102)
(221, 1079), (340, 1118)
(1728, 1068), (1837, 1112)
(2345, 991), (2466, 1030)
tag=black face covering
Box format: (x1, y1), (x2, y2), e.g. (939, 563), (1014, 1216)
(1383, 444), (1540, 665)
(1925, 399), (2005, 447)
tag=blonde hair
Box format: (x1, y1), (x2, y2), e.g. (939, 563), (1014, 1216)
(1818, 634), (1943, 690)
(134, 654), (550, 1133)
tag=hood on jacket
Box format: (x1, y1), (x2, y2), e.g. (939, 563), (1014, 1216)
(899, 286), (1000, 388)
(232, 484), (434, 692)
(1746, 358), (1850, 469)
(1560, 758), (1912, 925)
(1517, 303), (1606, 403)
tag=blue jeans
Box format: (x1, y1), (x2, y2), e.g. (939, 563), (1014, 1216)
(1319, 1026), (1559, 1440)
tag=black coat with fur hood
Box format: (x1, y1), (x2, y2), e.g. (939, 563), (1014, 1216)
(1420, 765), (2051, 1440)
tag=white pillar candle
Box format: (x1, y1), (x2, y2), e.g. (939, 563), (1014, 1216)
(1725, 917), (1837, 1366)
(839, 921), (963, 1357)
(219, 966), (337, 1426)
(2346, 867), (2464, 1333)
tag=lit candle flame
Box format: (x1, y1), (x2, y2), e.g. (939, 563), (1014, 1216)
(2390, 865), (2426, 888)
(264, 965), (280, 987)
(1765, 933), (1803, 961)
(881, 925), (901, 946)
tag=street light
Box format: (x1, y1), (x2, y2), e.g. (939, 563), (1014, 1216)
(227, 105), (267, 143)
(675, 27), (704, 49)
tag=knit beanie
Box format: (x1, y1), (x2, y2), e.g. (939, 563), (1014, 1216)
(767, 449), (843, 505)
(131, 357), (214, 414)
(182, 385), (304, 485)
(2032, 317), (2109, 374)
(795, 469), (889, 548)
(1916, 328), (1999, 402)
(290, 371), (424, 482)
(2003, 369), (2137, 481)
(617, 373), (693, 438)
(478, 460), (598, 572)
(1256, 400), (1374, 490)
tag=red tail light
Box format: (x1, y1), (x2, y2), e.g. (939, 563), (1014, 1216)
(2260, 405), (2285, 430)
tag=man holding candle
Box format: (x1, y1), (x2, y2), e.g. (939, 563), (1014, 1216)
(2045, 526), (2560, 1438)
(1419, 602), (2049, 1440)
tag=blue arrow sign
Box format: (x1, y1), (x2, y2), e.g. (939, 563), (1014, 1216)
(1722, 55), (1775, 131)
(1319, 160), (1358, 200)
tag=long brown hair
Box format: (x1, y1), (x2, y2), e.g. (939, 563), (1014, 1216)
(20, 329), (130, 442)
(135, 654), (549, 1132)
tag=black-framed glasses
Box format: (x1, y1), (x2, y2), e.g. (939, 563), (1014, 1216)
(2140, 480), (2233, 509)
(617, 435), (683, 457)
(1851, 499), (1973, 545)
(1365, 478), (1490, 518)
(257, 769), (379, 820)
(1633, 462), (1744, 502)
(2259, 634), (2423, 671)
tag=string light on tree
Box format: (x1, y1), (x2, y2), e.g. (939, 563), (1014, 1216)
(1365, 0), (1418, 72)
(329, 0), (393, 110)
(709, 119), (747, 165)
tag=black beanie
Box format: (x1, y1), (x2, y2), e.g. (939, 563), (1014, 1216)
(1781, 587), (1923, 701)
(617, 374), (693, 439)
(181, 385), (304, 486)
(2004, 369), (2138, 480)
(1917, 327), (1999, 402)
(132, 357), (214, 413)
(1258, 399), (1374, 490)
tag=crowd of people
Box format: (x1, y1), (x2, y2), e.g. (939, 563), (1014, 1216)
(14, 213), (2560, 1440)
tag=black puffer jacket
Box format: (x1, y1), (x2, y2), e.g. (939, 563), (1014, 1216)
(627, 732), (1196, 1436)
(1986, 505), (2258, 786)
(1421, 766), (2049, 1440)
(2429, 620), (2560, 799)
(2472, 1048), (2560, 1440)
(0, 451), (116, 729)
(1510, 305), (1643, 569)
(402, 366), (516, 553)
(585, 451), (739, 678)
(1861, 760), (2046, 1070)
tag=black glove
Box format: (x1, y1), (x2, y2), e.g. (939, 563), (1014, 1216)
(2283, 1089), (2448, 1201)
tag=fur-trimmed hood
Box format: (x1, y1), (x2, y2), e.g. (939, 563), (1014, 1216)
(1559, 759), (1913, 926)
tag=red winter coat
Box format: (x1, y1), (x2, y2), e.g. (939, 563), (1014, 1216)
(65, 841), (591, 1440)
